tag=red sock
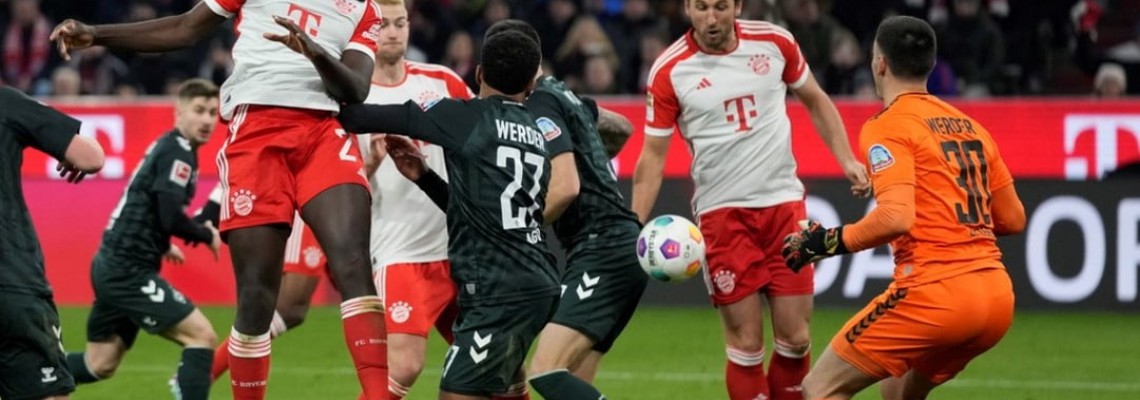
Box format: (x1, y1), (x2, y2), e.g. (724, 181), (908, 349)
(211, 337), (231, 383)
(341, 296), (387, 400)
(228, 328), (271, 400)
(726, 346), (769, 400)
(768, 340), (810, 400)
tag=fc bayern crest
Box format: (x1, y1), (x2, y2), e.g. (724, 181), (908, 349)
(749, 54), (771, 76)
(335, 0), (357, 15)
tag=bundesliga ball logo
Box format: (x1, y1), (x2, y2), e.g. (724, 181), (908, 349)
(636, 215), (706, 283)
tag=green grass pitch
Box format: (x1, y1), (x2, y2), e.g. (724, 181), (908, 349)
(58, 306), (1140, 399)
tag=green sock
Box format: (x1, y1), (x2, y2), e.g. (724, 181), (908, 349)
(66, 352), (101, 384)
(529, 369), (606, 400)
(175, 348), (214, 400)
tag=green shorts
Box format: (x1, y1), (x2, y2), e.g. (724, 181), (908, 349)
(87, 254), (196, 348)
(552, 227), (648, 352)
(0, 292), (75, 400)
(439, 295), (558, 396)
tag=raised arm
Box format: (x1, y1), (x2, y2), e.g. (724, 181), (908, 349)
(596, 107), (633, 158)
(263, 15), (376, 104)
(51, 2), (226, 58)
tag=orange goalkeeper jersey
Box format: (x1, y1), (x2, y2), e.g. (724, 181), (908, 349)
(859, 93), (1014, 288)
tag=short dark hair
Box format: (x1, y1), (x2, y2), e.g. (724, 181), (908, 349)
(874, 16), (937, 80)
(484, 19), (540, 48)
(480, 31), (540, 95)
(176, 78), (219, 101)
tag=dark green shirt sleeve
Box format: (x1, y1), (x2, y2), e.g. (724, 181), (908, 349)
(338, 99), (482, 150)
(149, 147), (196, 196)
(2, 87), (81, 160)
(580, 96), (600, 121)
(525, 91), (573, 156)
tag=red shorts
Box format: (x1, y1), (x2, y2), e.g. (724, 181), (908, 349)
(831, 268), (1014, 383)
(698, 201), (814, 305)
(374, 261), (458, 342)
(283, 214), (327, 277)
(216, 104), (369, 232)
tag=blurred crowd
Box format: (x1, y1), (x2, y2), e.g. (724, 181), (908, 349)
(1, 0), (1135, 98)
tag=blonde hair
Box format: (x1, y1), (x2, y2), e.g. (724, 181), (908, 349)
(374, 0), (404, 7)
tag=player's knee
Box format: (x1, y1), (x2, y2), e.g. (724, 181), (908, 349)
(389, 353), (425, 384)
(276, 306), (307, 329)
(87, 356), (121, 380)
(182, 322), (218, 348)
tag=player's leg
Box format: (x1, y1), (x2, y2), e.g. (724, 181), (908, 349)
(212, 219), (323, 382)
(765, 201), (817, 400)
(0, 293), (76, 400)
(800, 346), (879, 400)
(702, 207), (773, 400)
(767, 294), (813, 399)
(295, 116), (385, 399)
(440, 296), (558, 400)
(385, 261), (458, 400)
(527, 324), (599, 399)
(881, 269), (1015, 400)
(571, 350), (603, 382)
(225, 225), (290, 398)
(160, 308), (218, 400)
(67, 257), (146, 385)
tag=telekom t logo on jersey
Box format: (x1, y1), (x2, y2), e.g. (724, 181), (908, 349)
(723, 95), (758, 133)
(287, 3), (322, 37)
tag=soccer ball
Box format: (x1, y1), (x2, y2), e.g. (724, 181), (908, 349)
(636, 215), (706, 283)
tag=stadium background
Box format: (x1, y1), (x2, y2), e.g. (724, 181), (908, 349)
(5, 0), (1140, 398)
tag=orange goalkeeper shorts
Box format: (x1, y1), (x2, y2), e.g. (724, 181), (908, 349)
(830, 267), (1014, 384)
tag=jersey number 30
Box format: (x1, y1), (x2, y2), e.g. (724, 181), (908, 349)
(496, 146), (545, 230)
(941, 140), (991, 225)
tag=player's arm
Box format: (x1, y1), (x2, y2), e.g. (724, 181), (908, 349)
(338, 100), (480, 150)
(151, 151), (215, 246)
(782, 123), (916, 271)
(384, 136), (449, 211)
(632, 68), (681, 224)
(528, 92), (579, 224)
(580, 96), (633, 158)
(192, 184), (223, 227)
(790, 74), (869, 196)
(51, 2), (225, 58)
(986, 149), (1025, 235)
(2, 87), (104, 181)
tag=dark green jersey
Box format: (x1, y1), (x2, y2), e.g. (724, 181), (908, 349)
(528, 76), (641, 247)
(98, 130), (199, 268)
(338, 97), (559, 305)
(0, 87), (82, 297)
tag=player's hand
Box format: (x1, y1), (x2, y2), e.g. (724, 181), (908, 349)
(781, 219), (849, 272)
(50, 19), (96, 61)
(204, 221), (222, 262)
(264, 16), (324, 59)
(164, 245), (186, 265)
(843, 160), (871, 198)
(56, 161), (89, 184)
(385, 136), (427, 181)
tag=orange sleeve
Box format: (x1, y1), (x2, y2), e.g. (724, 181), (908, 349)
(841, 118), (917, 252)
(843, 183), (915, 252)
(990, 184), (1025, 235)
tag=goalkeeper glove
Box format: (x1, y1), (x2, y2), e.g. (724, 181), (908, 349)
(781, 219), (849, 273)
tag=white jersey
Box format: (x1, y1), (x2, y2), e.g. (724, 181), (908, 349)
(203, 0), (382, 119)
(361, 61), (474, 269)
(645, 20), (811, 215)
